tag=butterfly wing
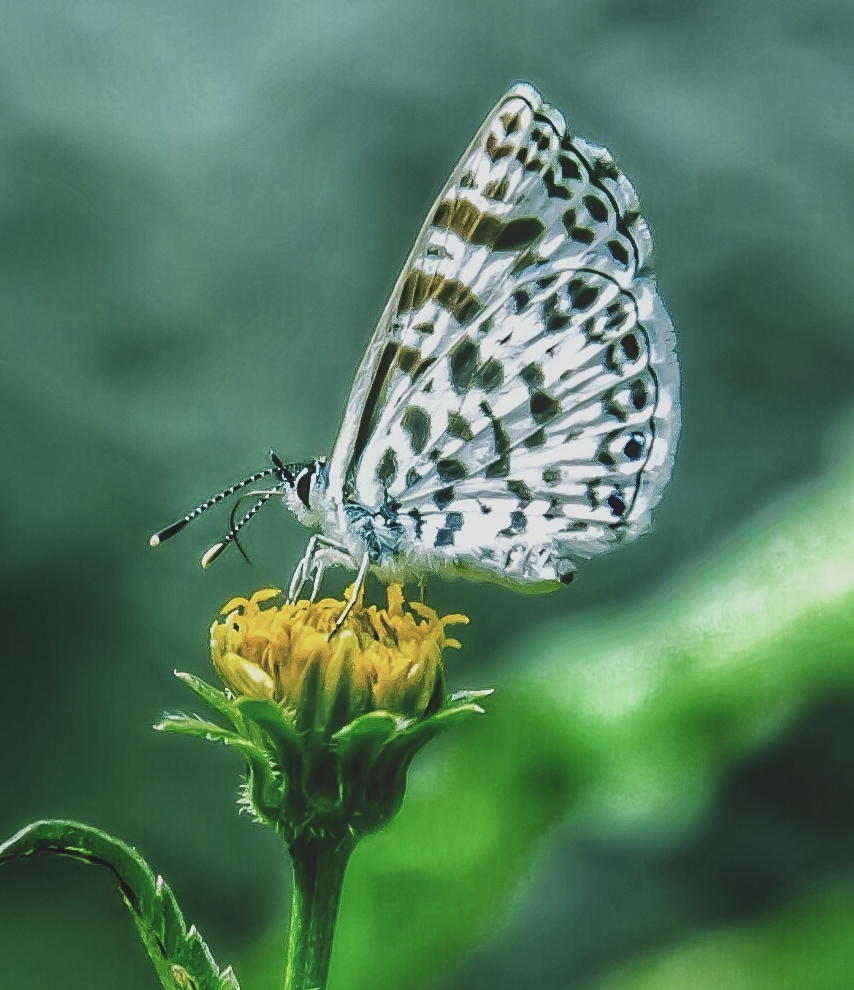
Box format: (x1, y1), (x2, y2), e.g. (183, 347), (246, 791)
(326, 82), (679, 587)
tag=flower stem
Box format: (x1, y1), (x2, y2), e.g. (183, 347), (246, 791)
(284, 833), (356, 990)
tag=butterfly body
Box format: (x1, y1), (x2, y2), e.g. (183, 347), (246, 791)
(153, 82), (680, 608)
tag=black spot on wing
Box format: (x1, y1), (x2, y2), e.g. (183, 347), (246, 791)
(543, 294), (572, 334)
(433, 486), (455, 509)
(622, 333), (641, 361)
(376, 448), (398, 488)
(583, 194), (609, 222)
(568, 278), (600, 311)
(519, 363), (544, 390)
(558, 153), (582, 180)
(542, 167), (570, 200)
(485, 455), (510, 478)
(530, 390), (560, 425)
(624, 434), (645, 460)
(484, 177), (509, 201)
(523, 427), (546, 448)
(474, 358), (503, 392)
(486, 132), (514, 162)
(479, 400), (511, 454)
(607, 491), (627, 517)
(435, 528), (455, 547)
(607, 239), (630, 268)
(408, 507), (424, 539)
(437, 458), (468, 483)
(447, 412), (474, 441)
(493, 217), (545, 252)
(588, 154), (621, 182)
(500, 111), (522, 135)
(508, 479), (533, 506)
(402, 406), (430, 455)
(511, 288), (531, 312)
(449, 337), (479, 393)
(631, 378), (650, 410)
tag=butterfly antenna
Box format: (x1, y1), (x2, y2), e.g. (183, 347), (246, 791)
(149, 467), (276, 548)
(201, 491), (277, 569)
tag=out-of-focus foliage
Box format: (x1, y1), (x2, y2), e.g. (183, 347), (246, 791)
(238, 448), (854, 990)
(599, 890), (854, 990)
(2, 0), (853, 988)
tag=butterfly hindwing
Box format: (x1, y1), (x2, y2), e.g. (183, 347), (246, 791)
(326, 82), (679, 587)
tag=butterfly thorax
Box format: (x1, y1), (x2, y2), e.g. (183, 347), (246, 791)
(342, 496), (411, 565)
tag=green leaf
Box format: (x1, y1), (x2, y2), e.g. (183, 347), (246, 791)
(0, 820), (240, 990)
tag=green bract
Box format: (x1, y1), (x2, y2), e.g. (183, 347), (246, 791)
(158, 671), (491, 845)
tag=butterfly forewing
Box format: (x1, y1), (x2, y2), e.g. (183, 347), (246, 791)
(326, 82), (679, 587)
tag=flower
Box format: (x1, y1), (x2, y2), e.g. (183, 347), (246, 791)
(209, 584), (468, 727)
(161, 585), (489, 844)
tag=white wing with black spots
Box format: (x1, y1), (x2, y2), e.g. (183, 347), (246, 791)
(323, 82), (679, 588)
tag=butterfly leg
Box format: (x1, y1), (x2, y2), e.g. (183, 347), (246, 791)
(288, 535), (349, 603)
(287, 538), (317, 603)
(332, 551), (371, 634)
(310, 559), (327, 601)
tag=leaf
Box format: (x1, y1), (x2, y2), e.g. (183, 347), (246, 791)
(0, 820), (240, 990)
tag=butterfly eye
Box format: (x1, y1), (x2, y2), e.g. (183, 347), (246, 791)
(296, 468), (314, 508)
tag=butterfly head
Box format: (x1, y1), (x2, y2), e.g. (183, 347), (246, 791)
(271, 451), (326, 527)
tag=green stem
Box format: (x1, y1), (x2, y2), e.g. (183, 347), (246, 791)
(284, 833), (356, 990)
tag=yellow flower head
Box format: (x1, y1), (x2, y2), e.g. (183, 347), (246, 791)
(209, 585), (468, 724)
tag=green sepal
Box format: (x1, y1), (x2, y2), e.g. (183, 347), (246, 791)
(334, 712), (400, 821)
(155, 715), (261, 759)
(174, 671), (245, 732)
(361, 703), (488, 830)
(448, 688), (494, 707)
(234, 697), (307, 831)
(165, 672), (492, 845)
(0, 820), (240, 990)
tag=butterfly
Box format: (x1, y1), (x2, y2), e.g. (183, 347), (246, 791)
(151, 82), (680, 626)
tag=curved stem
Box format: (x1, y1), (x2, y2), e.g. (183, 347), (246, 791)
(284, 834), (356, 990)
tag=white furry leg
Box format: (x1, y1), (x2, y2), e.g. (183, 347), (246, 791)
(288, 535), (350, 604)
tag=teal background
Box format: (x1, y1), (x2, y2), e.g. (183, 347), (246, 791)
(1, 1), (854, 987)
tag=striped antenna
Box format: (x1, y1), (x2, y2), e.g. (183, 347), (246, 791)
(149, 467), (276, 548)
(201, 491), (277, 569)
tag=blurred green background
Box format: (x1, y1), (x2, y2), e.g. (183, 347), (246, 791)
(2, 1), (854, 987)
